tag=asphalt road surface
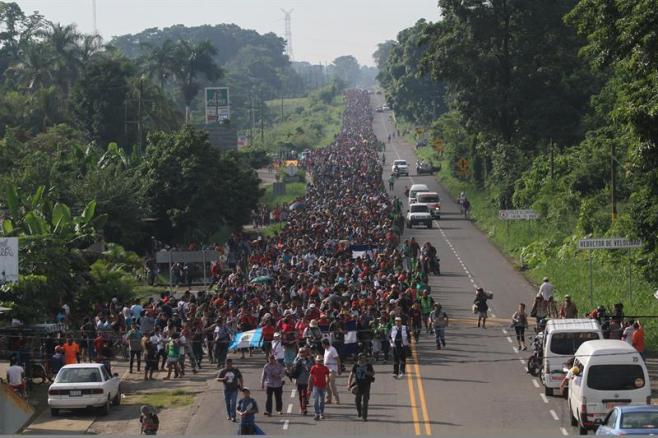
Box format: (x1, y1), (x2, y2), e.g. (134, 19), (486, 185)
(185, 94), (577, 437)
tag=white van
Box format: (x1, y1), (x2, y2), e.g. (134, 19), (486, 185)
(568, 340), (650, 435)
(542, 319), (602, 396)
(408, 184), (429, 205)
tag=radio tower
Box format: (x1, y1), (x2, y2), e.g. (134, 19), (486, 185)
(92, 0), (98, 34)
(281, 9), (294, 61)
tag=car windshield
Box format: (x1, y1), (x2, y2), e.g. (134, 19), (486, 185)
(621, 412), (658, 429)
(549, 332), (600, 355)
(56, 368), (103, 383)
(587, 365), (645, 391)
(410, 205), (429, 213)
(394, 160), (406, 166)
(418, 195), (439, 203)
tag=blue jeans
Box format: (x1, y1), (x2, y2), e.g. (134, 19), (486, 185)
(435, 327), (445, 347)
(224, 389), (238, 419)
(312, 387), (326, 415)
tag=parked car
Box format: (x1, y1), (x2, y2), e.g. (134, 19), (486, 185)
(48, 364), (121, 416)
(416, 139), (428, 149)
(568, 340), (650, 435)
(596, 405), (658, 435)
(392, 160), (409, 176)
(406, 204), (433, 229)
(416, 161), (434, 175)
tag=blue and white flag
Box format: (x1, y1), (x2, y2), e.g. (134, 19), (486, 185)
(343, 319), (359, 356)
(229, 328), (263, 351)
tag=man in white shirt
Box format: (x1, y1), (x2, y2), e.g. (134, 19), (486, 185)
(390, 317), (409, 378)
(538, 277), (554, 302)
(321, 339), (341, 404)
(6, 357), (25, 397)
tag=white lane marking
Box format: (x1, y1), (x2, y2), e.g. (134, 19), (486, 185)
(287, 403), (293, 414)
(502, 328), (508, 335)
(282, 420), (289, 430)
(470, 279), (476, 284)
(506, 337), (513, 343)
(550, 410), (559, 421)
(291, 389), (296, 398)
(519, 359), (526, 365)
(560, 427), (569, 436)
(532, 379), (540, 388)
(540, 393), (549, 404)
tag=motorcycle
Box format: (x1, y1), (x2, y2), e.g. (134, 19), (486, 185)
(526, 331), (544, 377)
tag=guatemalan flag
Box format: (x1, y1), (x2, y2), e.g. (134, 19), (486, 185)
(342, 319), (358, 356)
(229, 328), (263, 351)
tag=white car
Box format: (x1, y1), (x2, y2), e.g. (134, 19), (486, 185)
(392, 160), (409, 176)
(48, 364), (121, 416)
(406, 203), (433, 229)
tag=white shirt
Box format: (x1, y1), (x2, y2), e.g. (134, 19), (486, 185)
(538, 282), (554, 301)
(150, 334), (163, 351)
(623, 326), (635, 344)
(323, 345), (339, 372)
(7, 365), (24, 385)
(271, 340), (285, 360)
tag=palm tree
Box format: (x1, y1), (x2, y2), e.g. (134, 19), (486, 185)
(78, 34), (103, 63)
(39, 22), (82, 97)
(139, 39), (176, 90)
(169, 40), (223, 123)
(6, 41), (54, 90)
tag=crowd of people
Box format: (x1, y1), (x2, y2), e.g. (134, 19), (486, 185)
(1, 90), (447, 432)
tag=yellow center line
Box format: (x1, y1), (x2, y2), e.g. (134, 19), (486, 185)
(412, 340), (432, 436)
(406, 361), (421, 435)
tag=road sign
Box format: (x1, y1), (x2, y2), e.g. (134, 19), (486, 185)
(456, 158), (470, 177)
(578, 238), (643, 250)
(0, 237), (18, 285)
(498, 209), (539, 220)
(205, 87), (230, 123)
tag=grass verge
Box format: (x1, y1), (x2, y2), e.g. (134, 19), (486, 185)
(435, 160), (658, 349)
(261, 182), (306, 209)
(125, 390), (197, 409)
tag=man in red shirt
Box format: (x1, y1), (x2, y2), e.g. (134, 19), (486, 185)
(632, 320), (646, 360)
(308, 355), (330, 421)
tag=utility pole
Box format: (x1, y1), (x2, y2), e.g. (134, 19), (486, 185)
(611, 142), (617, 221)
(92, 0), (97, 34)
(260, 92), (265, 144)
(137, 78), (144, 154)
(249, 91), (255, 146)
(550, 139), (555, 182)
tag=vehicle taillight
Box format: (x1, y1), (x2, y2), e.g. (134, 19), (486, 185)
(580, 403), (588, 423)
(48, 389), (61, 395)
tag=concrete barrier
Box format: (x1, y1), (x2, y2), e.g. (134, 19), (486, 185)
(0, 381), (33, 433)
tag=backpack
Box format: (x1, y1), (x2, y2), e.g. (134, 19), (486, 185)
(142, 413), (159, 434)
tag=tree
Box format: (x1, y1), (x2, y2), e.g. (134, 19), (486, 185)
(0, 2), (45, 76)
(169, 40), (223, 122)
(39, 22), (82, 99)
(332, 55), (360, 87)
(140, 126), (261, 242)
(70, 55), (133, 147)
(373, 40), (395, 71)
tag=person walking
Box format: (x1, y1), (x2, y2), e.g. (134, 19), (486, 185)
(348, 353), (375, 422)
(127, 323), (143, 373)
(537, 277), (554, 302)
(559, 295), (578, 319)
(139, 405), (159, 435)
(163, 333), (181, 380)
(261, 355), (286, 416)
(62, 334), (81, 365)
(218, 358), (243, 422)
(511, 303), (529, 351)
(473, 287), (490, 329)
(321, 338), (341, 404)
(429, 303), (448, 350)
(389, 316), (409, 378)
(236, 387), (259, 435)
(632, 320), (646, 361)
(213, 318), (232, 370)
(142, 332), (157, 381)
(308, 355), (330, 421)
(388, 174), (395, 191)
(291, 347), (314, 415)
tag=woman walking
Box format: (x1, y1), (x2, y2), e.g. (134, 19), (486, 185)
(512, 303), (529, 351)
(473, 287), (490, 329)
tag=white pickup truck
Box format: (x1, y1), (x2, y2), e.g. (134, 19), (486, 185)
(392, 160), (409, 176)
(406, 204), (433, 229)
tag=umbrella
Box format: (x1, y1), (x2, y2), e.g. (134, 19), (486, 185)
(250, 275), (272, 284)
(289, 201), (305, 211)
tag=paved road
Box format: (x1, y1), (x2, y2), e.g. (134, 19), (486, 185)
(184, 94), (579, 436)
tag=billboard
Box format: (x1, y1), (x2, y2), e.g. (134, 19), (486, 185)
(205, 87), (230, 123)
(0, 237), (18, 284)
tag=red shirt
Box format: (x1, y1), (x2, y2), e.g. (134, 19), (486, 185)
(310, 364), (330, 389)
(62, 342), (80, 365)
(262, 325), (275, 341)
(632, 327), (645, 353)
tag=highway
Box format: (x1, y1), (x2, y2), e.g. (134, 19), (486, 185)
(185, 94), (579, 436)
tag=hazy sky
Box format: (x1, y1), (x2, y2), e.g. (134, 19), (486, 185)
(13, 0), (441, 66)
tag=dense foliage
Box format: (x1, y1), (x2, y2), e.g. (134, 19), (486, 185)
(377, 0), (658, 286)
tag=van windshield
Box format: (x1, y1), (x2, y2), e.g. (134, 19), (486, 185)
(587, 364), (645, 391)
(549, 332), (600, 355)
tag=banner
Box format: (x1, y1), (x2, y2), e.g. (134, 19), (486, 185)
(229, 328), (263, 351)
(0, 238), (18, 285)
